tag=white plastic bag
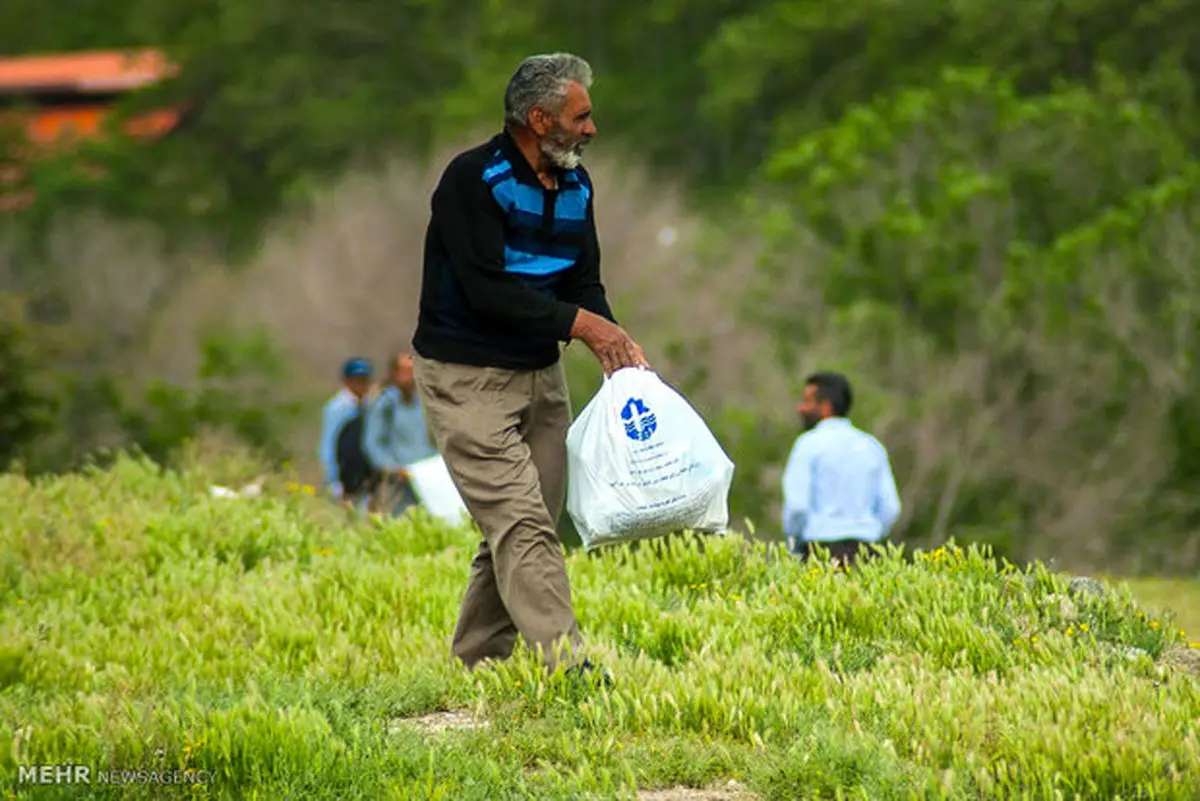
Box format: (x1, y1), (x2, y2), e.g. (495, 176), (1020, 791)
(566, 367), (735, 549)
(407, 454), (471, 527)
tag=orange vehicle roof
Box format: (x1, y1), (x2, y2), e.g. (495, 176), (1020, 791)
(0, 49), (175, 95)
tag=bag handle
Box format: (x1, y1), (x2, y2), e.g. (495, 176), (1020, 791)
(603, 364), (649, 382)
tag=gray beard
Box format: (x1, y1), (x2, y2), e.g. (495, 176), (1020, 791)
(541, 132), (584, 171)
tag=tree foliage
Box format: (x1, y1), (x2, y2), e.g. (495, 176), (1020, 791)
(0, 295), (57, 470)
(753, 65), (1200, 569)
(5, 0), (1200, 568)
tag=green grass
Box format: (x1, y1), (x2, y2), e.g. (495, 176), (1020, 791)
(2, 450), (1199, 799)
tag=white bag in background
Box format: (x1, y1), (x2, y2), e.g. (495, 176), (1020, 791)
(566, 367), (735, 550)
(406, 454), (471, 527)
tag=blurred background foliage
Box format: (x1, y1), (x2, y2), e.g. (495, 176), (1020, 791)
(3, 0), (1200, 569)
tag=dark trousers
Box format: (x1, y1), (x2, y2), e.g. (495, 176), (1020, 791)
(796, 539), (873, 567)
(374, 473), (419, 517)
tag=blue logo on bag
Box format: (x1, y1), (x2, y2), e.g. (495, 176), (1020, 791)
(621, 397), (657, 441)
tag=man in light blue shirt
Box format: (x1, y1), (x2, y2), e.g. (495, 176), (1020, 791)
(319, 357), (375, 510)
(781, 371), (901, 566)
(363, 350), (438, 516)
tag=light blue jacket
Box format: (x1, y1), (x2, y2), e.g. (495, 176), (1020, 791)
(319, 388), (361, 497)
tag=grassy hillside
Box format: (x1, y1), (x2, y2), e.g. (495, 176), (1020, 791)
(2, 447), (1199, 799)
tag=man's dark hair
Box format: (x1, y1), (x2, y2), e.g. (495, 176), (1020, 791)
(805, 371), (853, 417)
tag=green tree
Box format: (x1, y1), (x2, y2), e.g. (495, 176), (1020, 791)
(0, 295), (57, 470)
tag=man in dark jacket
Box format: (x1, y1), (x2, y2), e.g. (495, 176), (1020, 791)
(412, 52), (647, 679)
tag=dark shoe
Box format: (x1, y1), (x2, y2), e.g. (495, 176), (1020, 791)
(564, 658), (614, 689)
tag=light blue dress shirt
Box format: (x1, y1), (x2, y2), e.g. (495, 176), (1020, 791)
(781, 416), (902, 553)
(363, 386), (437, 471)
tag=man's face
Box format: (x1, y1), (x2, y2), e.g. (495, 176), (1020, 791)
(392, 354), (415, 393)
(535, 81), (597, 170)
(346, 376), (371, 398)
(797, 383), (827, 431)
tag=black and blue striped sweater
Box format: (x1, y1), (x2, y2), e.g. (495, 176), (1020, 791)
(413, 130), (617, 370)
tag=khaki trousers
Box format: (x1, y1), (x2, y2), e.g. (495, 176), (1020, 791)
(412, 354), (582, 671)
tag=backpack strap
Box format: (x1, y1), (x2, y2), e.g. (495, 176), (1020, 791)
(372, 386), (396, 448)
(382, 390), (396, 432)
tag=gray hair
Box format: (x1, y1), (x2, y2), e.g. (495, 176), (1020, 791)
(504, 53), (593, 130)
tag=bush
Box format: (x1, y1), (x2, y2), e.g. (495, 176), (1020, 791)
(112, 327), (302, 468)
(0, 294), (58, 471)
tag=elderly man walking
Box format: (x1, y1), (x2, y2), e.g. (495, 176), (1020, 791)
(412, 52), (647, 678)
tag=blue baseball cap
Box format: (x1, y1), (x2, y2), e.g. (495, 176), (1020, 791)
(342, 358), (372, 379)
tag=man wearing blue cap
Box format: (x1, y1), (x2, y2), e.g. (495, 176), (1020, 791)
(319, 357), (376, 509)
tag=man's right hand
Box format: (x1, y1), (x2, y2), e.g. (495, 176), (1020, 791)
(570, 309), (650, 375)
